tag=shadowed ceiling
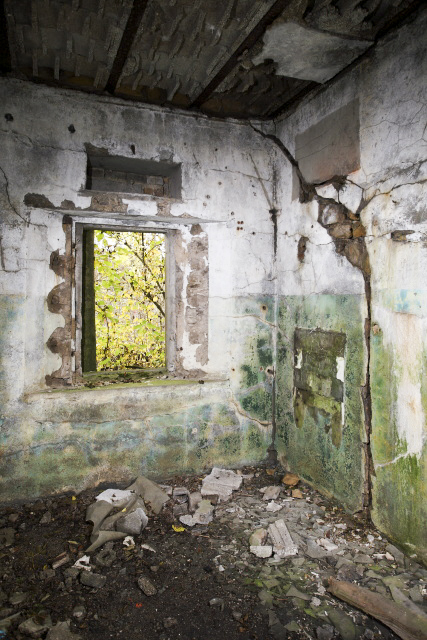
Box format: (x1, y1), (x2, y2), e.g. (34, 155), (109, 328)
(0, 0), (422, 120)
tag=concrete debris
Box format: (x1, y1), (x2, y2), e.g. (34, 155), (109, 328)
(249, 528), (268, 547)
(180, 499), (214, 526)
(266, 501), (282, 512)
(18, 614), (52, 638)
(72, 555), (91, 571)
(45, 621), (82, 640)
(80, 571), (106, 589)
(250, 545), (273, 558)
(261, 486), (281, 501)
(268, 519), (298, 557)
(209, 598), (225, 611)
(95, 489), (133, 507)
(137, 575), (157, 596)
(201, 467), (243, 502)
(0, 612), (22, 631)
(141, 543), (156, 553)
(115, 507), (148, 535)
(127, 476), (170, 514)
(123, 536), (135, 547)
(189, 491), (202, 513)
(317, 538), (339, 552)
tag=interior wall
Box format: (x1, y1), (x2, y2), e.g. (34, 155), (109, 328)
(0, 80), (279, 500)
(275, 11), (427, 561)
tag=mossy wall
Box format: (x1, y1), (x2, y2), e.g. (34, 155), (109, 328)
(277, 294), (366, 512)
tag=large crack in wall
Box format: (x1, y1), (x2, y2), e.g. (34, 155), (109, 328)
(250, 123), (374, 515)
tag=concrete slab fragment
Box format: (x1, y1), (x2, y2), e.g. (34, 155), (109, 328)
(201, 468), (243, 502)
(268, 519), (298, 557)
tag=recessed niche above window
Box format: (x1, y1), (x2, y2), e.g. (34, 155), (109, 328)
(86, 154), (182, 199)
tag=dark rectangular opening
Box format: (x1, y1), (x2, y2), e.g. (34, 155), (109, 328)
(86, 154), (182, 199)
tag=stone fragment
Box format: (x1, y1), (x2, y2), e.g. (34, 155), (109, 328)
(201, 467), (243, 502)
(285, 621), (300, 632)
(281, 473), (299, 487)
(180, 500), (214, 526)
(0, 612), (22, 631)
(250, 545), (273, 558)
(262, 486), (281, 501)
(95, 548), (116, 567)
(292, 489), (303, 499)
(285, 586), (311, 601)
(163, 617), (178, 628)
(173, 487), (189, 500)
(46, 621), (82, 640)
(73, 555), (91, 571)
(127, 476), (169, 514)
(266, 501), (282, 512)
(338, 181), (362, 213)
(137, 575), (157, 596)
(72, 605), (86, 619)
(326, 607), (356, 640)
(18, 614), (52, 638)
(40, 511), (52, 524)
(317, 538), (339, 552)
(9, 592), (27, 606)
(268, 519), (298, 557)
(328, 222), (352, 239)
(189, 491), (202, 513)
(115, 507), (148, 535)
(249, 528), (268, 547)
(316, 624), (335, 640)
(258, 589), (274, 607)
(95, 489), (134, 508)
(0, 528), (15, 546)
(209, 598), (224, 611)
(173, 503), (188, 517)
(318, 201), (346, 225)
(80, 572), (106, 589)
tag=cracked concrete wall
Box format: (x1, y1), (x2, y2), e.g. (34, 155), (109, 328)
(0, 80), (278, 500)
(275, 11), (427, 561)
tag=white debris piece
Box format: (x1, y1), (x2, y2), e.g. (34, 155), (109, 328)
(95, 489), (134, 508)
(123, 536), (135, 547)
(262, 486), (281, 501)
(268, 519), (298, 557)
(266, 501), (282, 512)
(180, 500), (214, 526)
(73, 555), (91, 571)
(317, 538), (339, 552)
(201, 468), (243, 502)
(250, 545), (273, 558)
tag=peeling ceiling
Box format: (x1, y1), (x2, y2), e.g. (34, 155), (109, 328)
(0, 0), (421, 120)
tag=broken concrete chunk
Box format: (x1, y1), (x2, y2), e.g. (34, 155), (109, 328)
(317, 538), (339, 552)
(249, 528), (268, 547)
(80, 571), (106, 589)
(18, 614), (52, 638)
(115, 507), (148, 535)
(0, 528), (15, 546)
(72, 555), (91, 571)
(188, 491), (202, 513)
(179, 499), (214, 526)
(0, 612), (22, 631)
(250, 545), (273, 558)
(262, 486), (281, 501)
(201, 467), (243, 502)
(268, 519), (298, 557)
(127, 476), (169, 514)
(173, 503), (188, 517)
(266, 501), (282, 512)
(137, 575), (157, 596)
(46, 621), (82, 640)
(95, 489), (134, 508)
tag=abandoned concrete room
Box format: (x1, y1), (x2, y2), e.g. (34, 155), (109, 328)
(0, 0), (426, 639)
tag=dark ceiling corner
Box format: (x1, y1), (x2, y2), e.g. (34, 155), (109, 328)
(0, 0), (11, 73)
(105, 0), (150, 95)
(190, 0), (292, 109)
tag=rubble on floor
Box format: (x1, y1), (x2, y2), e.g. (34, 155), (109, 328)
(0, 466), (426, 640)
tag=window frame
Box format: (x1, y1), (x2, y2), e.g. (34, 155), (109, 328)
(74, 221), (176, 379)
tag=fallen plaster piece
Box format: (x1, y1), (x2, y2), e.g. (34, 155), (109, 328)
(127, 476), (170, 514)
(115, 506), (148, 535)
(317, 538), (339, 552)
(123, 536), (135, 547)
(262, 486), (281, 501)
(266, 501), (282, 512)
(268, 519), (298, 558)
(86, 530), (127, 553)
(180, 499), (214, 526)
(250, 545), (273, 558)
(252, 21), (371, 83)
(73, 555), (91, 571)
(201, 468), (243, 502)
(95, 489), (134, 508)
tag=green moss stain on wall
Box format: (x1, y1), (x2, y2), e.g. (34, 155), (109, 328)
(370, 335), (427, 562)
(277, 295), (365, 512)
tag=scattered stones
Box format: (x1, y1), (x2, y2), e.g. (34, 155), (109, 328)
(80, 572), (106, 589)
(180, 499), (214, 526)
(317, 538), (339, 552)
(266, 501), (282, 512)
(0, 528), (15, 546)
(137, 575), (157, 596)
(249, 528), (268, 547)
(188, 491), (202, 513)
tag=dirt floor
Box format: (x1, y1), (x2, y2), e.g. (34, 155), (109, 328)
(0, 466), (426, 640)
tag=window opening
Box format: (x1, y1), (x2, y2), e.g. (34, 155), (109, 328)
(82, 230), (166, 372)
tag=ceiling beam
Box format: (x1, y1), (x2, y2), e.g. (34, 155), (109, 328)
(0, 0), (11, 73)
(105, 0), (149, 95)
(190, 0), (292, 109)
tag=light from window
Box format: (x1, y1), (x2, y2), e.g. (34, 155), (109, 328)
(92, 230), (166, 371)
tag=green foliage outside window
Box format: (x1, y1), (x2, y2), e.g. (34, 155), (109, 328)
(94, 230), (166, 370)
